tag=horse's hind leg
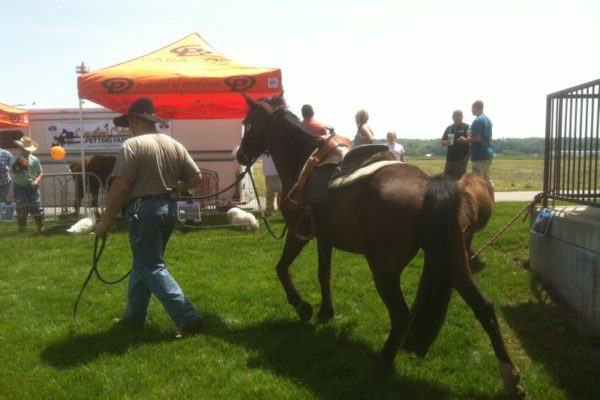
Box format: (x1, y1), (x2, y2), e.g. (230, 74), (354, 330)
(369, 256), (411, 367)
(454, 271), (526, 398)
(277, 233), (312, 321)
(316, 238), (334, 321)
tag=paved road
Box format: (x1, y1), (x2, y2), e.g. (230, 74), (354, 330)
(495, 191), (540, 202)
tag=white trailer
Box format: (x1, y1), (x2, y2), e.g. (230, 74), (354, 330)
(0, 106), (250, 214)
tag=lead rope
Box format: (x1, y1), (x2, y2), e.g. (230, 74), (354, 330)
(73, 164), (283, 319)
(470, 191), (550, 261)
(246, 166), (287, 240)
(73, 235), (131, 319)
(73, 166), (251, 319)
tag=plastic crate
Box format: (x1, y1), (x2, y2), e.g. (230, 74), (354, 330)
(177, 201), (201, 223)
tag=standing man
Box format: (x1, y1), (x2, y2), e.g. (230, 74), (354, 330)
(261, 152), (281, 215)
(95, 97), (204, 338)
(0, 146), (12, 203)
(458, 100), (494, 195)
(441, 110), (470, 180)
(11, 137), (45, 232)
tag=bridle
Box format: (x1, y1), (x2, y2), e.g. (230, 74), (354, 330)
(238, 102), (290, 239)
(238, 100), (279, 166)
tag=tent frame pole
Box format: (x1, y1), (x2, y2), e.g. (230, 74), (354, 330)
(78, 97), (87, 216)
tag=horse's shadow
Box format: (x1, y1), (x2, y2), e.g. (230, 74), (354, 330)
(40, 323), (171, 369)
(200, 313), (508, 400)
(40, 311), (513, 399)
(502, 275), (600, 399)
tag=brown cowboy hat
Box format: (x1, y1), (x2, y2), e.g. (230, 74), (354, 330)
(14, 136), (38, 152)
(113, 97), (165, 128)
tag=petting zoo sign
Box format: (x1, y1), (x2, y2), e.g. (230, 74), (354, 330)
(45, 119), (172, 149)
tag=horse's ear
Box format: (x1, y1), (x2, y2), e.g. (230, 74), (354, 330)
(275, 91), (286, 108)
(242, 92), (258, 108)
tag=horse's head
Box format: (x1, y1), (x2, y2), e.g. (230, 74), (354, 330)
(236, 93), (270, 166)
(237, 92), (323, 169)
(236, 92), (284, 166)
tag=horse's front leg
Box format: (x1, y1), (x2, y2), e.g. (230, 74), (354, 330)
(316, 237), (334, 321)
(276, 232), (312, 321)
(454, 268), (526, 398)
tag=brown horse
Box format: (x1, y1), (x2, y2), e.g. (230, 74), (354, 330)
(236, 94), (525, 398)
(69, 155), (116, 215)
(457, 172), (494, 264)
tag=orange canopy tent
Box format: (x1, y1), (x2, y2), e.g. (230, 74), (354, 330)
(77, 33), (282, 119)
(0, 102), (30, 128)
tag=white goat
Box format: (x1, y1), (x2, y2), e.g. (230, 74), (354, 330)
(226, 207), (259, 232)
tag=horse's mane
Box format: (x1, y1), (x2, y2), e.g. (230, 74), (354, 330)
(258, 96), (322, 148)
(255, 95), (323, 170)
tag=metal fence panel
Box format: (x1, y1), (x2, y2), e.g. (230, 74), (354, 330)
(544, 79), (600, 207)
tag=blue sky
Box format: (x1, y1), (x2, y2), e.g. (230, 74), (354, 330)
(1, 0), (599, 139)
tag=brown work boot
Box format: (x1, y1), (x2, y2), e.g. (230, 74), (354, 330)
(176, 317), (204, 339)
(112, 317), (144, 330)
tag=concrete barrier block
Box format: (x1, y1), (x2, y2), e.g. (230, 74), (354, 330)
(530, 206), (600, 330)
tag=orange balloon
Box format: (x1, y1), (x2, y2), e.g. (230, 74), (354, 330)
(51, 146), (66, 160)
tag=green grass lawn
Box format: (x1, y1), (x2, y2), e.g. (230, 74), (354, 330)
(252, 156), (544, 197)
(407, 156), (544, 192)
(0, 202), (598, 399)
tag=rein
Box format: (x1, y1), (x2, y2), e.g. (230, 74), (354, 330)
(182, 165), (251, 201)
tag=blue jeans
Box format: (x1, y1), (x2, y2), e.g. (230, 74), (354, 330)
(13, 184), (44, 217)
(124, 198), (200, 328)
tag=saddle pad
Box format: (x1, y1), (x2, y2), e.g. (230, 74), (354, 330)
(329, 160), (401, 189)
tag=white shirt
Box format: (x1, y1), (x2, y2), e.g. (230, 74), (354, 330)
(387, 142), (405, 161)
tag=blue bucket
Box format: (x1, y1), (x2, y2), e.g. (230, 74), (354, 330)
(0, 203), (16, 221)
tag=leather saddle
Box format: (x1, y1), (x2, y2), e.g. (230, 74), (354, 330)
(290, 144), (396, 241)
(336, 144), (395, 177)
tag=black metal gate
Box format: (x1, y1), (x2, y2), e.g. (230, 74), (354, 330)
(544, 79), (600, 207)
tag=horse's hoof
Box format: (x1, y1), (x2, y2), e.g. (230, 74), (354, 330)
(377, 350), (396, 368)
(317, 307), (335, 322)
(295, 301), (313, 322)
(499, 362), (526, 398)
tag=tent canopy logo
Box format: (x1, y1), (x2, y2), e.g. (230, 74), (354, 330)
(102, 78), (134, 94)
(224, 76), (256, 92)
(171, 46), (211, 57)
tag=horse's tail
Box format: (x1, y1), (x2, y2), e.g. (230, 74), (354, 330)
(402, 175), (461, 356)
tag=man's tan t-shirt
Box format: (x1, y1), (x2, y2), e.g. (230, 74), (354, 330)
(112, 133), (199, 200)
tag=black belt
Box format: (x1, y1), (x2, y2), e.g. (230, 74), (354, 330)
(129, 193), (172, 205)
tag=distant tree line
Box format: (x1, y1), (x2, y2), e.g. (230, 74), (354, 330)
(375, 137), (546, 157)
